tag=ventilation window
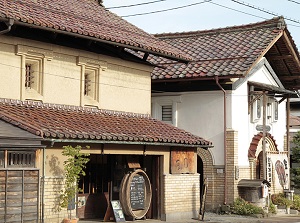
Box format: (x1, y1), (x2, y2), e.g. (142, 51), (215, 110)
(24, 59), (41, 93)
(7, 151), (35, 168)
(162, 105), (172, 122)
(0, 151), (4, 168)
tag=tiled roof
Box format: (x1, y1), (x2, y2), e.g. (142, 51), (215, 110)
(0, 0), (190, 61)
(0, 99), (212, 147)
(151, 17), (297, 80)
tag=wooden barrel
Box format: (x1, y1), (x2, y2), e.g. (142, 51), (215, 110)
(119, 169), (152, 219)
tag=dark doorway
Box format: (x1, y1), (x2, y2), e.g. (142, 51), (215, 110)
(197, 156), (204, 204)
(256, 151), (263, 179)
(78, 154), (160, 220)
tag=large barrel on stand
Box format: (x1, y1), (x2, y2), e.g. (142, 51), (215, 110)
(119, 169), (152, 220)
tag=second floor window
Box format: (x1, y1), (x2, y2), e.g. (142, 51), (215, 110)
(84, 69), (98, 100)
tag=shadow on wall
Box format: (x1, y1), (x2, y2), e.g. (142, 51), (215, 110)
(47, 154), (65, 213)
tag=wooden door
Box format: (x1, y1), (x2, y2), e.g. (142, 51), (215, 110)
(0, 169), (39, 223)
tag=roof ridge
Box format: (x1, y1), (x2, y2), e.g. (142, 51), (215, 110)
(155, 16), (285, 39)
(0, 98), (151, 119)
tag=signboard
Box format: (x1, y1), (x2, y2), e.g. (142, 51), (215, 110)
(111, 200), (126, 222)
(130, 175), (145, 210)
(171, 148), (195, 173)
(255, 124), (271, 132)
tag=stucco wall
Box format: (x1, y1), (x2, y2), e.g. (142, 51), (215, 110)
(0, 35), (152, 114)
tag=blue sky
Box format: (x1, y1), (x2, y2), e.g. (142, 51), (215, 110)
(104, 0), (300, 49)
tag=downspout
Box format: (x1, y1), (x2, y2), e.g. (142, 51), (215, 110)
(41, 139), (53, 223)
(41, 146), (45, 223)
(0, 18), (14, 34)
(286, 97), (290, 189)
(215, 77), (227, 204)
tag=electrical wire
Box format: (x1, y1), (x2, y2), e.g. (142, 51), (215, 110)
(231, 0), (300, 24)
(210, 1), (300, 28)
(121, 0), (212, 17)
(209, 1), (267, 20)
(106, 0), (167, 9)
(287, 0), (300, 5)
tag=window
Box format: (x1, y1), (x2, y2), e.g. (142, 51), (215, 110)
(0, 150), (36, 168)
(0, 151), (4, 168)
(84, 68), (98, 100)
(25, 58), (41, 92)
(274, 100), (279, 121)
(77, 56), (107, 107)
(152, 96), (181, 126)
(251, 97), (262, 122)
(162, 105), (173, 122)
(16, 44), (53, 101)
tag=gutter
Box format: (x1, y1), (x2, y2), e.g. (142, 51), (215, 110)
(6, 19), (189, 63)
(42, 138), (213, 149)
(215, 76), (227, 205)
(0, 18), (14, 34)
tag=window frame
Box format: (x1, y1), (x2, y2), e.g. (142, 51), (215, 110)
(16, 44), (53, 101)
(0, 150), (36, 169)
(77, 56), (107, 107)
(152, 96), (181, 126)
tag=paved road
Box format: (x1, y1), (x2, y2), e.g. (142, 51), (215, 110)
(80, 213), (300, 223)
(258, 215), (300, 223)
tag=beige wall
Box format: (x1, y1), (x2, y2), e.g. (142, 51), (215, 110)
(163, 174), (200, 221)
(0, 35), (153, 114)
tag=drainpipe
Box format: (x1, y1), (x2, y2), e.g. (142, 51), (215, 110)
(286, 97), (290, 189)
(0, 18), (14, 34)
(215, 77), (227, 204)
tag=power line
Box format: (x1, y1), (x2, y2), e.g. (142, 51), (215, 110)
(231, 0), (300, 24)
(121, 0), (212, 17)
(209, 1), (267, 20)
(210, 1), (300, 28)
(106, 0), (167, 9)
(287, 0), (300, 5)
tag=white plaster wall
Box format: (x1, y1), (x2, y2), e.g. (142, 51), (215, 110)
(153, 91), (227, 165)
(231, 64), (287, 166)
(152, 61), (288, 166)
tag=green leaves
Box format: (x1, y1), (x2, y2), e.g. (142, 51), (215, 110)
(291, 132), (300, 189)
(59, 145), (90, 211)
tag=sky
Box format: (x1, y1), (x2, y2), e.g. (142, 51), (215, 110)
(103, 0), (300, 50)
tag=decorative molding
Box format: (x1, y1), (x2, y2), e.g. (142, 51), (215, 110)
(16, 44), (53, 61)
(77, 56), (107, 71)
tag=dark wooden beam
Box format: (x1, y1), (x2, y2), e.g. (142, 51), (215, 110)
(280, 75), (300, 81)
(268, 55), (293, 60)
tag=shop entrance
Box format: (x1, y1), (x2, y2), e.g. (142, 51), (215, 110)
(77, 154), (160, 220)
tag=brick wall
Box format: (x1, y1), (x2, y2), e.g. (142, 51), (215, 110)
(41, 177), (71, 223)
(226, 129), (239, 204)
(162, 174), (200, 221)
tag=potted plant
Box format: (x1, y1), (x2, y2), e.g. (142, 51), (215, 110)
(59, 145), (90, 223)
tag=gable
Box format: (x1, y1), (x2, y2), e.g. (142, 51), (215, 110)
(0, 120), (42, 147)
(152, 17), (300, 92)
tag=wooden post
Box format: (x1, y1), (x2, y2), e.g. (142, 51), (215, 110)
(262, 91), (267, 180)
